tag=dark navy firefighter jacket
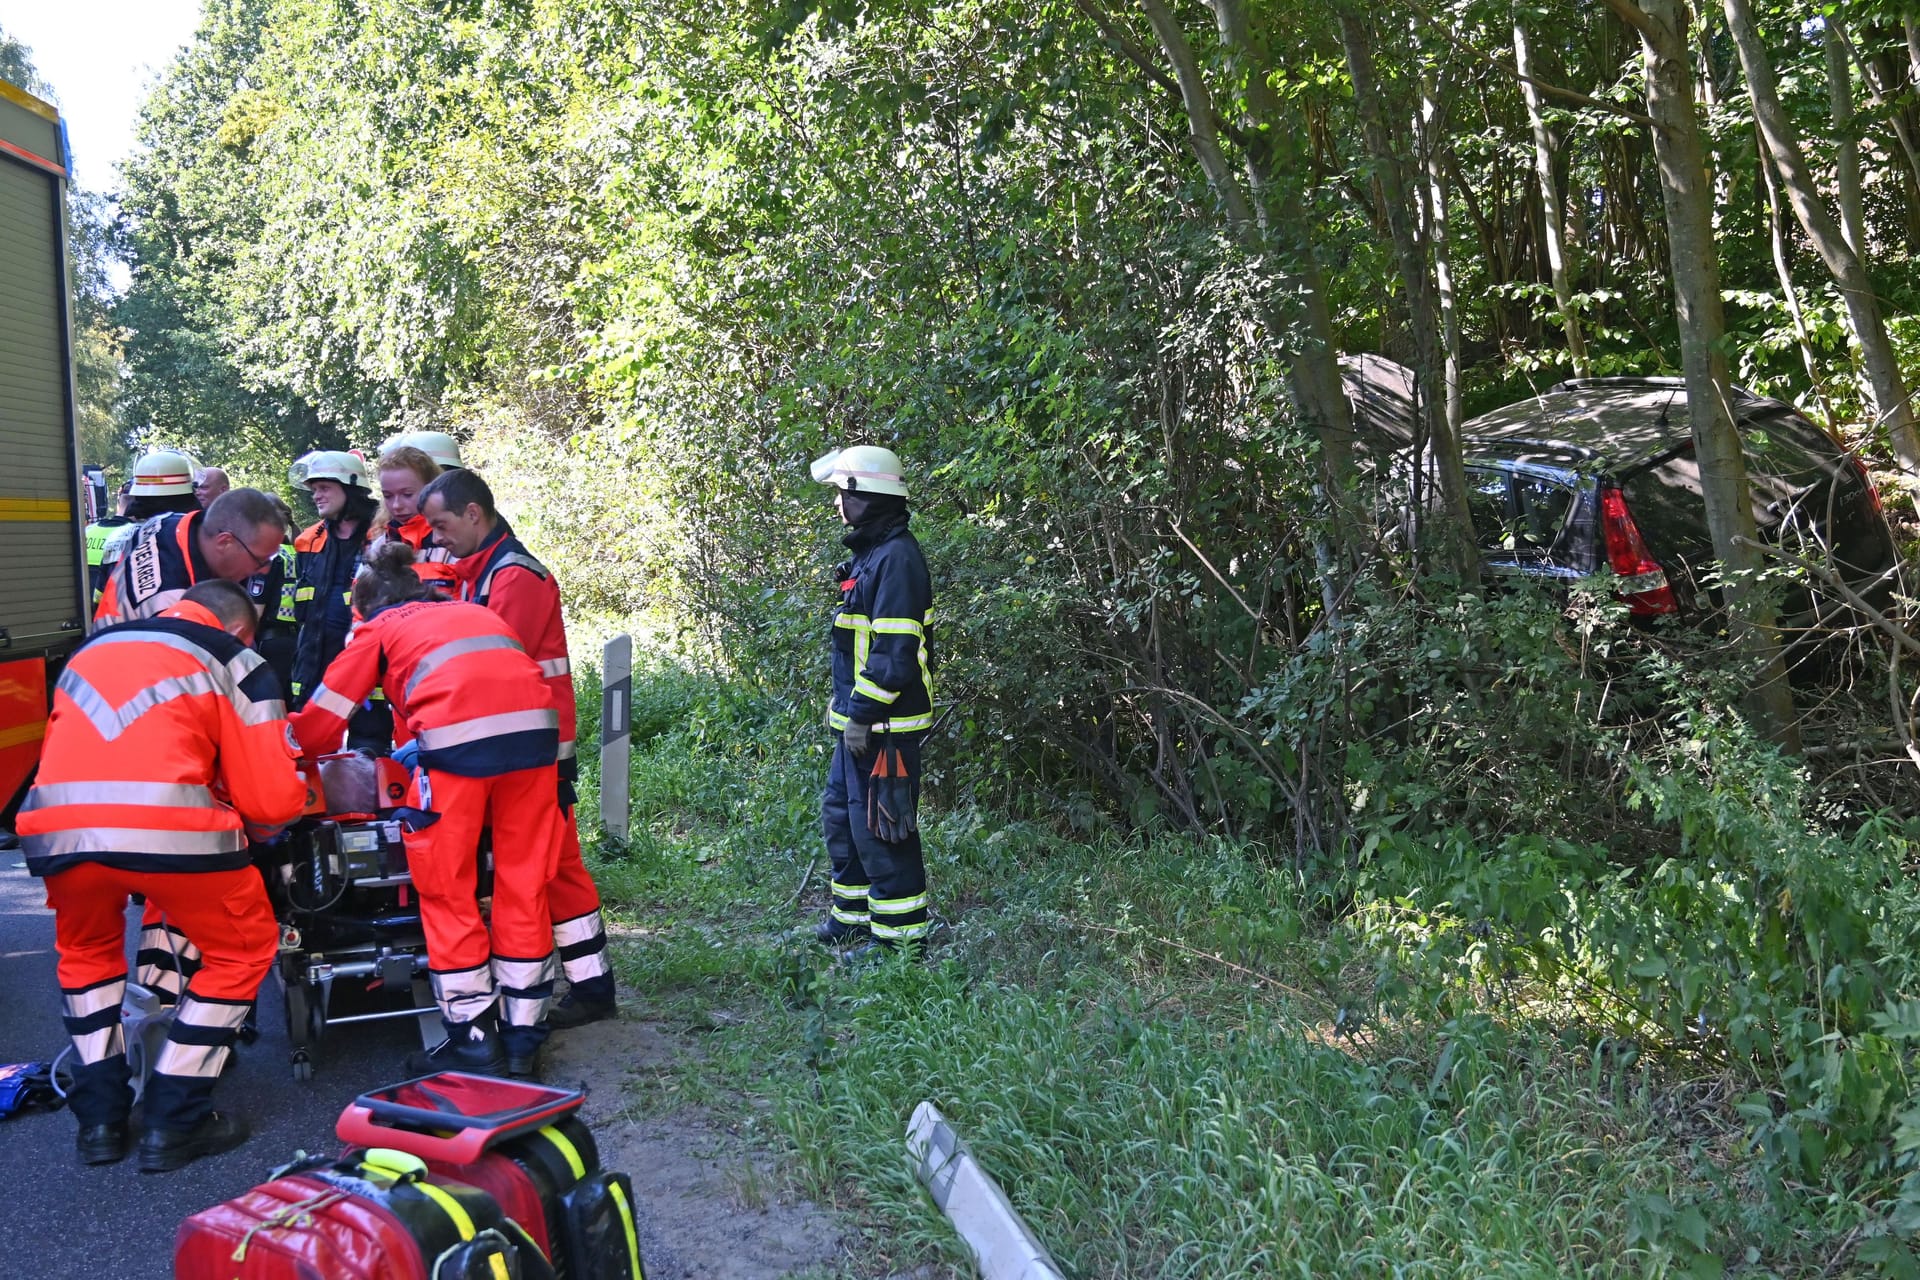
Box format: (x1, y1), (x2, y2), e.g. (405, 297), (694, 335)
(829, 516), (934, 732)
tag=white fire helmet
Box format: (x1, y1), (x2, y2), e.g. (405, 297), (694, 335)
(380, 430), (463, 470)
(130, 449), (198, 497)
(810, 445), (909, 498)
(290, 450), (370, 491)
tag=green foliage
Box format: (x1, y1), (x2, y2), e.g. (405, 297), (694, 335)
(585, 660), (1920, 1276)
(117, 0), (1920, 1258)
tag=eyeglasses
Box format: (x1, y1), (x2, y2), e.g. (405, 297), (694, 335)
(224, 532), (279, 574)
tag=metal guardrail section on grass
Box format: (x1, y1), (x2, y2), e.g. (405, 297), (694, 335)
(907, 1101), (1066, 1280)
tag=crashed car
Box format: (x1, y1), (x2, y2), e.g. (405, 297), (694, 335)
(1340, 356), (1900, 630)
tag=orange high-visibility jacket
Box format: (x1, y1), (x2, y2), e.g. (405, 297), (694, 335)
(452, 521), (576, 771)
(290, 597), (558, 777)
(17, 600), (307, 878)
(368, 512), (458, 591)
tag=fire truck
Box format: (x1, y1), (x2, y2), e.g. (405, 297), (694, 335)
(0, 78), (85, 824)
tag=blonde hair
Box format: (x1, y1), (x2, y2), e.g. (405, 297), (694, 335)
(376, 445), (441, 488)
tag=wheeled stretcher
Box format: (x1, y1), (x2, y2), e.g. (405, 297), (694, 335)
(263, 752), (490, 1080)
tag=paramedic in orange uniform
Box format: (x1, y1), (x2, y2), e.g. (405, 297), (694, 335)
(289, 543), (563, 1078)
(18, 580), (306, 1172)
(423, 468), (617, 1029)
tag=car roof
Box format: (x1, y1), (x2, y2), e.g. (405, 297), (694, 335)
(1340, 362), (1845, 475)
(1461, 376), (1841, 472)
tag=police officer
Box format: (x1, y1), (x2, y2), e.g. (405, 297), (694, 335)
(807, 446), (935, 960)
(17, 580), (307, 1170)
(82, 483), (133, 608)
(421, 468), (617, 1028)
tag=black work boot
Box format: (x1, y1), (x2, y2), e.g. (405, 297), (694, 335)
(137, 1111), (249, 1174)
(546, 975), (617, 1031)
(76, 1121), (131, 1167)
(837, 938), (923, 970)
(405, 1017), (510, 1078)
(788, 917), (868, 948)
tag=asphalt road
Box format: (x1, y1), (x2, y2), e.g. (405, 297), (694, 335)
(0, 851), (701, 1280)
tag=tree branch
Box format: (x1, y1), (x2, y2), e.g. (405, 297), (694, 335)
(1598, 0), (1659, 41)
(1402, 0), (1658, 128)
(1073, 0), (1252, 152)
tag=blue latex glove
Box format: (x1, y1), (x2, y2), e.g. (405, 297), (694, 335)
(392, 740), (420, 772)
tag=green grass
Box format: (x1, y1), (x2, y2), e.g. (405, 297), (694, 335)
(573, 663), (1835, 1278)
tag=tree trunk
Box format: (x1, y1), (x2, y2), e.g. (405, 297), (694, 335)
(1339, 10), (1478, 582)
(1514, 21), (1591, 377)
(1724, 0), (1920, 482)
(1420, 79), (1465, 443)
(1612, 0), (1799, 747)
(1756, 139), (1836, 424)
(1828, 20), (1866, 257)
(1136, 0), (1358, 607)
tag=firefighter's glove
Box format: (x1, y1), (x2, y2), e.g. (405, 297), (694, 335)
(558, 777), (578, 812)
(842, 721), (873, 757)
(866, 742), (920, 844)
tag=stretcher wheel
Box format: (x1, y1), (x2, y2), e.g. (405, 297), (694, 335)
(285, 980), (312, 1049)
(290, 1052), (313, 1083)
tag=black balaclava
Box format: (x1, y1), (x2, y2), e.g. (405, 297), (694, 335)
(840, 490), (908, 545)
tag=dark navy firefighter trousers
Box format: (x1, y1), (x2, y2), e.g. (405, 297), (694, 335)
(822, 730), (929, 945)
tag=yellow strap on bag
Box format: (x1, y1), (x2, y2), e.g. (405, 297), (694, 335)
(414, 1180), (511, 1280)
(609, 1180), (645, 1278)
(537, 1123), (587, 1180)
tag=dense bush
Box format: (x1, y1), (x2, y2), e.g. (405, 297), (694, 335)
(109, 0), (1920, 1250)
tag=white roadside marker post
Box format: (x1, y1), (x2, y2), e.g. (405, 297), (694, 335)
(907, 1101), (1067, 1280)
(599, 634), (632, 845)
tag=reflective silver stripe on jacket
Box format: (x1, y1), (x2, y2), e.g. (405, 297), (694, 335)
(537, 656), (571, 678)
(405, 634), (526, 699)
(307, 683), (358, 720)
(556, 739), (576, 761)
(478, 551), (549, 599)
(414, 708), (560, 751)
(68, 632), (284, 729)
(22, 781), (215, 812)
(20, 826), (248, 859)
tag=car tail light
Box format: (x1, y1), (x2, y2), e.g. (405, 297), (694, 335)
(1850, 455), (1886, 517)
(1599, 486), (1678, 615)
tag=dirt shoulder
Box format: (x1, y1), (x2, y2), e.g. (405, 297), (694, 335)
(542, 1016), (850, 1280)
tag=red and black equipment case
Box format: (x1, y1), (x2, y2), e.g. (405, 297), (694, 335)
(173, 1144), (551, 1280)
(337, 1073), (647, 1280)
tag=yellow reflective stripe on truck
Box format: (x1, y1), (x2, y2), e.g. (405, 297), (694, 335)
(0, 498), (72, 521)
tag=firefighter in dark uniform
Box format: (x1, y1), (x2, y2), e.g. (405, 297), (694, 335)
(287, 450), (384, 751)
(807, 445), (935, 960)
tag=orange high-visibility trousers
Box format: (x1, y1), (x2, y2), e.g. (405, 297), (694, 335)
(44, 864), (275, 1129)
(405, 765), (561, 1043)
(549, 808), (611, 988)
